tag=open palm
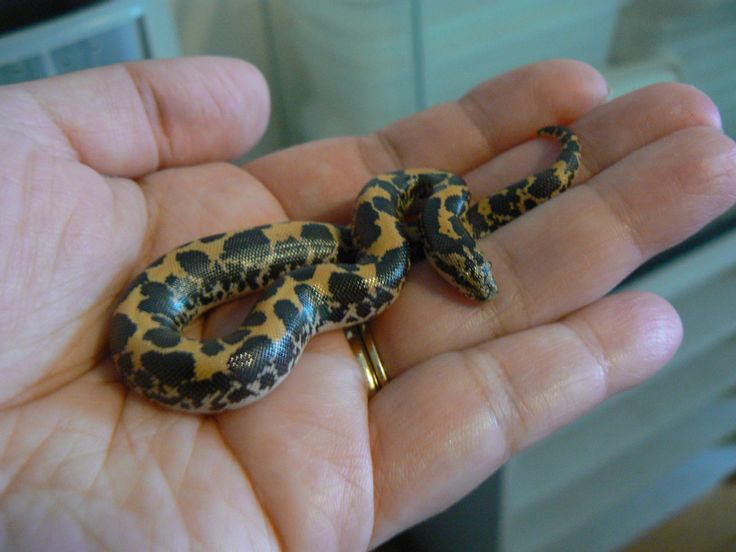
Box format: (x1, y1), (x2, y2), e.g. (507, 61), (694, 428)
(1, 57), (734, 551)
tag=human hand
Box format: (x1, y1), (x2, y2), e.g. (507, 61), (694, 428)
(0, 57), (733, 550)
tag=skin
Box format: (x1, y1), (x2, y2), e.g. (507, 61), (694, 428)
(0, 56), (734, 551)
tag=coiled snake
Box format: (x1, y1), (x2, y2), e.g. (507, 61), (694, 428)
(109, 126), (581, 412)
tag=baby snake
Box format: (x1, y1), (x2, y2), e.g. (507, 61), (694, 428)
(109, 126), (581, 412)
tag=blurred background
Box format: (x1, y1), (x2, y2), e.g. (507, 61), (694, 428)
(1, 1), (734, 550)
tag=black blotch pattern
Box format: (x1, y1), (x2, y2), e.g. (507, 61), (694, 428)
(140, 350), (196, 386)
(229, 335), (277, 377)
(294, 283), (328, 322)
(138, 281), (186, 324)
(342, 263), (363, 273)
(432, 256), (468, 289)
(443, 194), (466, 215)
(355, 302), (374, 318)
(291, 265), (317, 281)
(176, 250), (212, 278)
(243, 311), (267, 326)
(152, 392), (192, 408)
(426, 229), (466, 256)
(200, 232), (226, 244)
(187, 372), (232, 410)
(300, 223), (334, 243)
(528, 172), (559, 198)
(374, 285), (396, 306)
(109, 313), (137, 354)
(374, 247), (409, 288)
(274, 299), (301, 327)
(293, 282), (318, 304)
(259, 372), (276, 389)
(328, 271), (368, 305)
(132, 365), (154, 389)
(152, 314), (174, 328)
(450, 216), (471, 242)
(116, 352), (134, 375)
(374, 176), (403, 197)
(221, 329), (252, 345)
(337, 232), (357, 263)
(465, 205), (489, 237)
(225, 385), (257, 405)
(353, 202), (382, 248)
(243, 266), (266, 290)
(163, 275), (199, 312)
(422, 196), (443, 235)
(201, 340), (225, 356)
(275, 236), (309, 262)
(371, 195), (395, 215)
(565, 154), (579, 171)
(222, 228), (271, 261)
(489, 194), (516, 217)
(164, 274), (182, 287)
(259, 280), (282, 301)
(270, 237), (309, 280)
(143, 327), (181, 348)
(446, 173), (466, 187)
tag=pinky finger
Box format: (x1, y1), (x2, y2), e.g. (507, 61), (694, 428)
(368, 291), (682, 546)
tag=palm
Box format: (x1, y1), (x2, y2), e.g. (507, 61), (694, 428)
(0, 57), (733, 551)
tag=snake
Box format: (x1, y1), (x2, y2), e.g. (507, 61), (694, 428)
(109, 126), (580, 413)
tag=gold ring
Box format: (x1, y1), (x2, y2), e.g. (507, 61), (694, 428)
(344, 324), (389, 396)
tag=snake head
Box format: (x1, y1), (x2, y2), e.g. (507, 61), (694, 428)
(426, 247), (498, 302)
(461, 248), (498, 300)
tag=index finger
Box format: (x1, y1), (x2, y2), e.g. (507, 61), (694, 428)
(246, 59), (609, 222)
(0, 56), (270, 177)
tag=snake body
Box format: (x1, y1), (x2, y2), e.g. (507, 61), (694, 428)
(109, 126), (580, 412)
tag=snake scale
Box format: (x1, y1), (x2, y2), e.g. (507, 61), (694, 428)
(109, 126), (580, 412)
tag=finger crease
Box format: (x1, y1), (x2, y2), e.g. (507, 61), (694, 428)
(461, 348), (524, 459)
(22, 89), (81, 162)
(124, 64), (168, 168)
(137, 177), (162, 270)
(589, 183), (647, 265)
(457, 93), (502, 161)
(487, 240), (535, 334)
(372, 130), (406, 169)
(572, 132), (600, 183)
(367, 412), (384, 536)
(559, 318), (610, 397)
(214, 420), (288, 552)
